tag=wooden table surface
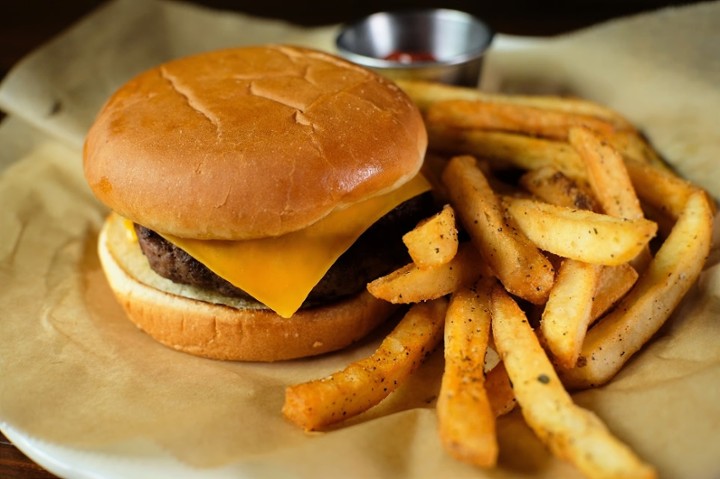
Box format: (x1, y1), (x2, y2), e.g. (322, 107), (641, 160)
(0, 0), (699, 477)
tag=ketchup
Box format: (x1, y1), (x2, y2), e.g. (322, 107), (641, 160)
(383, 50), (436, 64)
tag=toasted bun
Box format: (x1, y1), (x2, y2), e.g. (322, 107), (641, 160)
(98, 213), (398, 361)
(84, 45), (427, 240)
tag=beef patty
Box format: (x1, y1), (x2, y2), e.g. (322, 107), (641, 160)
(135, 192), (435, 308)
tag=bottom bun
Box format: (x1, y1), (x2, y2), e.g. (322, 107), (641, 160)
(98, 213), (398, 361)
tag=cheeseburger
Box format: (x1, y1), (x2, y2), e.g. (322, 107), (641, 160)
(83, 45), (432, 361)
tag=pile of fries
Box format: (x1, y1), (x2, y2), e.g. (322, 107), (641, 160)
(282, 80), (714, 478)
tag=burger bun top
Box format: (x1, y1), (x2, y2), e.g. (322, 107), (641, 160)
(83, 45), (427, 240)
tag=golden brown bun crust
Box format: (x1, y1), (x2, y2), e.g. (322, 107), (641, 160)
(84, 45), (427, 240)
(98, 214), (398, 361)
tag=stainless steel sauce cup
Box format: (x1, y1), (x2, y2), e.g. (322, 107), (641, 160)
(336, 9), (494, 87)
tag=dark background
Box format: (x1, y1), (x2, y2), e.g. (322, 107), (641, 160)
(0, 0), (706, 478)
(1, 0), (704, 79)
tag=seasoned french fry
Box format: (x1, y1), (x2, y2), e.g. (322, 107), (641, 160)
(428, 99), (618, 141)
(569, 126), (644, 220)
(521, 165), (607, 366)
(559, 190), (714, 389)
(491, 285), (657, 479)
(428, 126), (588, 182)
(541, 259), (601, 369)
(625, 157), (706, 221)
(396, 79), (634, 130)
(521, 166), (599, 212)
(442, 155), (555, 304)
(521, 165), (630, 365)
(590, 263), (639, 322)
(485, 361), (516, 417)
(438, 280), (497, 467)
(367, 241), (484, 303)
(604, 129), (669, 171)
(570, 126), (652, 271)
(521, 163), (641, 325)
(283, 299), (448, 431)
(403, 204), (459, 269)
(503, 196), (657, 266)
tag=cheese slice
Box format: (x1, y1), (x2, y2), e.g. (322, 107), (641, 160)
(161, 175), (431, 318)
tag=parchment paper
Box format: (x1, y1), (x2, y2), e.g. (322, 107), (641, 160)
(1, 1), (719, 478)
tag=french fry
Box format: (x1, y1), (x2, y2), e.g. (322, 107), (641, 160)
(570, 126), (643, 219)
(485, 361), (516, 417)
(559, 190), (714, 389)
(522, 165), (610, 368)
(520, 165), (638, 360)
(490, 285), (657, 479)
(569, 126), (652, 271)
(590, 263), (639, 322)
(403, 204), (459, 269)
(428, 126), (588, 182)
(625, 158), (709, 236)
(283, 298), (448, 431)
(367, 241), (484, 303)
(503, 196), (657, 266)
(541, 259), (602, 369)
(521, 165), (625, 366)
(437, 280), (497, 467)
(396, 79), (635, 130)
(604, 129), (669, 170)
(520, 166), (599, 211)
(625, 157), (706, 221)
(427, 99), (619, 141)
(442, 155), (555, 304)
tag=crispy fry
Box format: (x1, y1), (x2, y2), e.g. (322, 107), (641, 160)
(442, 155), (555, 304)
(541, 259), (601, 369)
(283, 299), (448, 431)
(625, 157), (710, 236)
(520, 165), (612, 341)
(570, 126), (652, 271)
(503, 196), (657, 266)
(559, 190), (714, 389)
(428, 126), (588, 182)
(520, 166), (599, 211)
(570, 126), (643, 219)
(403, 204), (459, 269)
(428, 99), (619, 141)
(485, 361), (516, 417)
(490, 285), (657, 479)
(625, 158), (706, 220)
(604, 129), (669, 170)
(396, 79), (634, 129)
(438, 280), (497, 467)
(590, 264), (639, 322)
(367, 241), (484, 303)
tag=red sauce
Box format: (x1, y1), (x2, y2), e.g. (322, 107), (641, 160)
(383, 50), (436, 64)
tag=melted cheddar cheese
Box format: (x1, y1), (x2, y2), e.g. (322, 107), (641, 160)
(159, 175), (431, 318)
